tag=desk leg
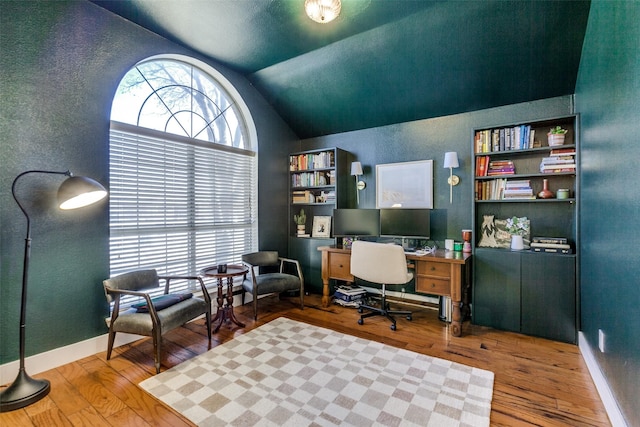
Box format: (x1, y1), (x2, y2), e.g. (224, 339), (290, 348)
(321, 251), (330, 308)
(450, 264), (463, 337)
(451, 299), (462, 337)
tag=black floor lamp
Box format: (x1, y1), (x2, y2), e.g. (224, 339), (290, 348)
(0, 170), (107, 412)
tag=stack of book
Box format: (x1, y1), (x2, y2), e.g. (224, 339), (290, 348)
(487, 159), (515, 176)
(540, 148), (576, 173)
(333, 284), (367, 307)
(503, 180), (534, 199)
(477, 156), (516, 177)
(530, 237), (573, 254)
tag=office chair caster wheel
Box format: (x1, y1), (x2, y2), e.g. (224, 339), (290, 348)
(358, 318), (364, 325)
(406, 315), (412, 321)
(358, 307), (364, 314)
(390, 323), (396, 331)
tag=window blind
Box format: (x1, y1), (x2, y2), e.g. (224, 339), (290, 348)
(109, 121), (257, 306)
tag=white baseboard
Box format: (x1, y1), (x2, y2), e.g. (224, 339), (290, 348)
(1, 292), (248, 386)
(579, 332), (628, 427)
(0, 332), (141, 386)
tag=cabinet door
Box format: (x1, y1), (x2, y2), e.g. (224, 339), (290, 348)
(473, 249), (521, 332)
(288, 237), (330, 295)
(521, 253), (576, 343)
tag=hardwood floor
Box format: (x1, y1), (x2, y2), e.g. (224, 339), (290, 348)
(1, 294), (610, 426)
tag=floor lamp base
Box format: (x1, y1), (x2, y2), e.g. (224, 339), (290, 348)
(0, 369), (50, 412)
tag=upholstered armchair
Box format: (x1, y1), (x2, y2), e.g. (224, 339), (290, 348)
(241, 251), (304, 320)
(103, 269), (212, 373)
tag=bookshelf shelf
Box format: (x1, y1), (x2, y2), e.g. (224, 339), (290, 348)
(475, 198), (575, 204)
(471, 115), (579, 344)
(288, 148), (354, 295)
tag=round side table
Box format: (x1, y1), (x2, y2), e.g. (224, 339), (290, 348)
(200, 264), (248, 333)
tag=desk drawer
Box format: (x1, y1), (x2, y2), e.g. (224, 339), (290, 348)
(416, 277), (450, 296)
(329, 253), (353, 281)
(417, 261), (450, 278)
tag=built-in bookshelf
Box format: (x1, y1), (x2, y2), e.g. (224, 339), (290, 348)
(288, 148), (354, 294)
(471, 115), (579, 343)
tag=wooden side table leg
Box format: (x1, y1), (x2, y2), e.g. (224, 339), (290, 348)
(211, 277), (225, 332)
(225, 276), (245, 328)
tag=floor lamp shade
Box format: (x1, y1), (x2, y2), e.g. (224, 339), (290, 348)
(0, 170), (107, 412)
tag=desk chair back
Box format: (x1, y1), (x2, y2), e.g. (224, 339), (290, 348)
(350, 241), (413, 285)
(350, 241), (414, 331)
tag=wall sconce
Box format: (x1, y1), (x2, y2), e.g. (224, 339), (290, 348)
(350, 161), (366, 205)
(443, 152), (459, 204)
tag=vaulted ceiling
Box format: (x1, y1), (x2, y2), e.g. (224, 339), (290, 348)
(91, 0), (591, 139)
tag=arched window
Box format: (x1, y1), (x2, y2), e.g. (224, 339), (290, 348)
(108, 56), (258, 292)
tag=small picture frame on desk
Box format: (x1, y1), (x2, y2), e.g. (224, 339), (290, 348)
(312, 216), (331, 238)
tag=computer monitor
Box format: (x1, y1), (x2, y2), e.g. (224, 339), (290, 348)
(332, 209), (380, 237)
(379, 208), (430, 239)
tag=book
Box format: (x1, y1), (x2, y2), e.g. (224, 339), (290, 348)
(530, 242), (571, 249)
(541, 163), (576, 170)
(550, 148), (576, 156)
(532, 236), (568, 244)
(333, 291), (366, 302)
(532, 247), (573, 254)
(542, 167), (576, 174)
(335, 284), (367, 295)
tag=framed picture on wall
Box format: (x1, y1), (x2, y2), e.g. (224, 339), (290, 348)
(312, 216), (332, 238)
(376, 159), (433, 208)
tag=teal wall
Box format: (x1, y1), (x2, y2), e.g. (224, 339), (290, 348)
(575, 1), (640, 425)
(2, 2), (638, 424)
(0, 1), (293, 364)
(298, 97), (574, 243)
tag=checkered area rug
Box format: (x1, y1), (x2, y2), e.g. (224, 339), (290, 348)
(139, 317), (494, 426)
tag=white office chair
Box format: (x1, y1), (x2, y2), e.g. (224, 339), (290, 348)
(350, 240), (414, 331)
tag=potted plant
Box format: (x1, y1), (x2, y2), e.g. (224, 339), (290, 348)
(294, 209), (306, 236)
(547, 126), (568, 147)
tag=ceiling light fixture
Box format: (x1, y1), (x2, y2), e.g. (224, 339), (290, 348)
(305, 0), (341, 23)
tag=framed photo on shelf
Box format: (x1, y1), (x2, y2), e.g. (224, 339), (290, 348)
(312, 216), (332, 238)
(376, 159), (433, 208)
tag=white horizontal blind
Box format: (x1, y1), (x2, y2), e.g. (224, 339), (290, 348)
(108, 121), (257, 306)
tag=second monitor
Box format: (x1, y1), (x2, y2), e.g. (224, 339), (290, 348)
(379, 208), (430, 239)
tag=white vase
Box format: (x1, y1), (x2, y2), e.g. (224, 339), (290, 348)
(548, 133), (565, 147)
(511, 235), (524, 251)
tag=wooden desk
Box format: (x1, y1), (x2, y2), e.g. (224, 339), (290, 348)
(318, 246), (472, 336)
